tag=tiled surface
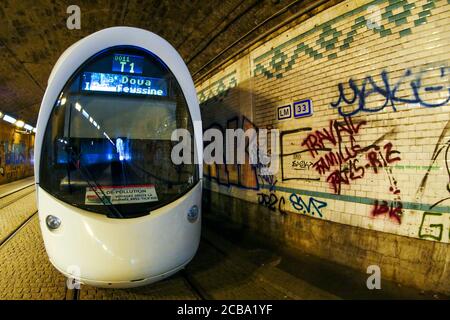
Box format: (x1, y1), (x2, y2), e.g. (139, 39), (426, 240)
(0, 216), (66, 300)
(0, 189), (36, 243)
(197, 0), (450, 244)
(0, 176), (34, 197)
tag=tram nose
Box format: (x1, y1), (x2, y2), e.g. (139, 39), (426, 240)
(38, 182), (202, 286)
(35, 27), (203, 287)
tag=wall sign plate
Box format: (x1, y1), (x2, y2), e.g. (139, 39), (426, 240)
(293, 99), (313, 118)
(277, 104), (292, 120)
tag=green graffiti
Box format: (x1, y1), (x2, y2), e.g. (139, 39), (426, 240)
(419, 212), (443, 241)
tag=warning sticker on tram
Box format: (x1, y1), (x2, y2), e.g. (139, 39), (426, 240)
(85, 185), (158, 205)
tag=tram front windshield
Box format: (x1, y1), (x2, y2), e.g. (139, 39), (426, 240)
(39, 47), (198, 218)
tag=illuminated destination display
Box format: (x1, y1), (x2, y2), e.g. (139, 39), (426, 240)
(81, 72), (167, 96)
(112, 54), (144, 74)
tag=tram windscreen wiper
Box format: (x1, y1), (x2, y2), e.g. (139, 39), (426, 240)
(64, 142), (124, 219)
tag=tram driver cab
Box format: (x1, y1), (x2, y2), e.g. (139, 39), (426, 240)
(34, 27), (202, 288)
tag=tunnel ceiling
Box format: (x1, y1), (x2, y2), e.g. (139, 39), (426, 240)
(0, 0), (340, 125)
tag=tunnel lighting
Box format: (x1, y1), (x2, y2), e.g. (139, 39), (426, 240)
(32, 128), (37, 133)
(103, 132), (114, 145)
(82, 109), (89, 119)
(89, 117), (94, 123)
(75, 102), (82, 112)
(0, 112), (3, 119)
(24, 124), (33, 131)
(15, 120), (25, 128)
(3, 115), (16, 124)
(60, 97), (67, 106)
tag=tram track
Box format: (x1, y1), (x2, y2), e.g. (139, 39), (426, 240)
(180, 269), (208, 300)
(0, 182), (35, 200)
(0, 185), (35, 211)
(0, 210), (38, 249)
(176, 236), (231, 300)
(0, 183), (38, 247)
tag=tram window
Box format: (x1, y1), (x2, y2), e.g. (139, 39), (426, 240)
(39, 47), (198, 218)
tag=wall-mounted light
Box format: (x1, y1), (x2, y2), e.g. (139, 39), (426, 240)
(3, 115), (16, 124)
(0, 112), (3, 119)
(24, 124), (34, 131)
(15, 120), (25, 128)
(33, 128), (37, 133)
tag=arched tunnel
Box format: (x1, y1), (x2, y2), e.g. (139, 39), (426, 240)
(0, 0), (449, 305)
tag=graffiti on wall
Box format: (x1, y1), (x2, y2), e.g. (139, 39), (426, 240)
(0, 139), (33, 183)
(300, 117), (404, 223)
(301, 118), (402, 193)
(289, 193), (327, 218)
(203, 116), (259, 190)
(4, 142), (27, 165)
(280, 128), (324, 182)
(371, 183), (403, 224)
(330, 67), (450, 117)
(257, 192), (286, 214)
(416, 120), (450, 241)
(418, 212), (449, 242)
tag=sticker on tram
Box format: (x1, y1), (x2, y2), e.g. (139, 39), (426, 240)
(85, 185), (158, 205)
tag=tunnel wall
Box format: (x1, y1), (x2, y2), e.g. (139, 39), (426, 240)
(0, 122), (34, 184)
(196, 0), (450, 294)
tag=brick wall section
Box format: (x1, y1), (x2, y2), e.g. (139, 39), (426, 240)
(197, 0), (450, 293)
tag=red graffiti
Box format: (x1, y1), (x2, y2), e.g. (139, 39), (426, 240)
(302, 118), (401, 194)
(371, 185), (403, 224)
(301, 117), (366, 158)
(325, 141), (401, 194)
(371, 200), (402, 224)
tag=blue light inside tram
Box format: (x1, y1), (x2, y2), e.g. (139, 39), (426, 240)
(81, 72), (167, 97)
(56, 139), (127, 165)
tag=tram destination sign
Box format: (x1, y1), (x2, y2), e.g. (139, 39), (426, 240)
(112, 54), (144, 74)
(81, 72), (167, 96)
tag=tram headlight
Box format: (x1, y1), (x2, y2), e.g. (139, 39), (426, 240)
(187, 205), (199, 223)
(46, 215), (61, 230)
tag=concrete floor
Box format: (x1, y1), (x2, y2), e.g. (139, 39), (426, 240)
(0, 177), (447, 300)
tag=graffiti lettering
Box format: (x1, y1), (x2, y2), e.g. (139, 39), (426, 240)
(301, 118), (401, 194)
(291, 159), (313, 171)
(371, 200), (402, 224)
(301, 117), (366, 158)
(280, 128), (323, 182)
(257, 192), (286, 214)
(330, 67), (450, 117)
(289, 193), (327, 218)
(418, 212), (445, 241)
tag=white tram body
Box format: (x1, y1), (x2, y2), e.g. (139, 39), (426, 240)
(34, 27), (203, 288)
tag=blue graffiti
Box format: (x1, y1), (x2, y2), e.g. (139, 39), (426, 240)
(253, 162), (277, 192)
(289, 193), (327, 218)
(331, 67), (450, 117)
